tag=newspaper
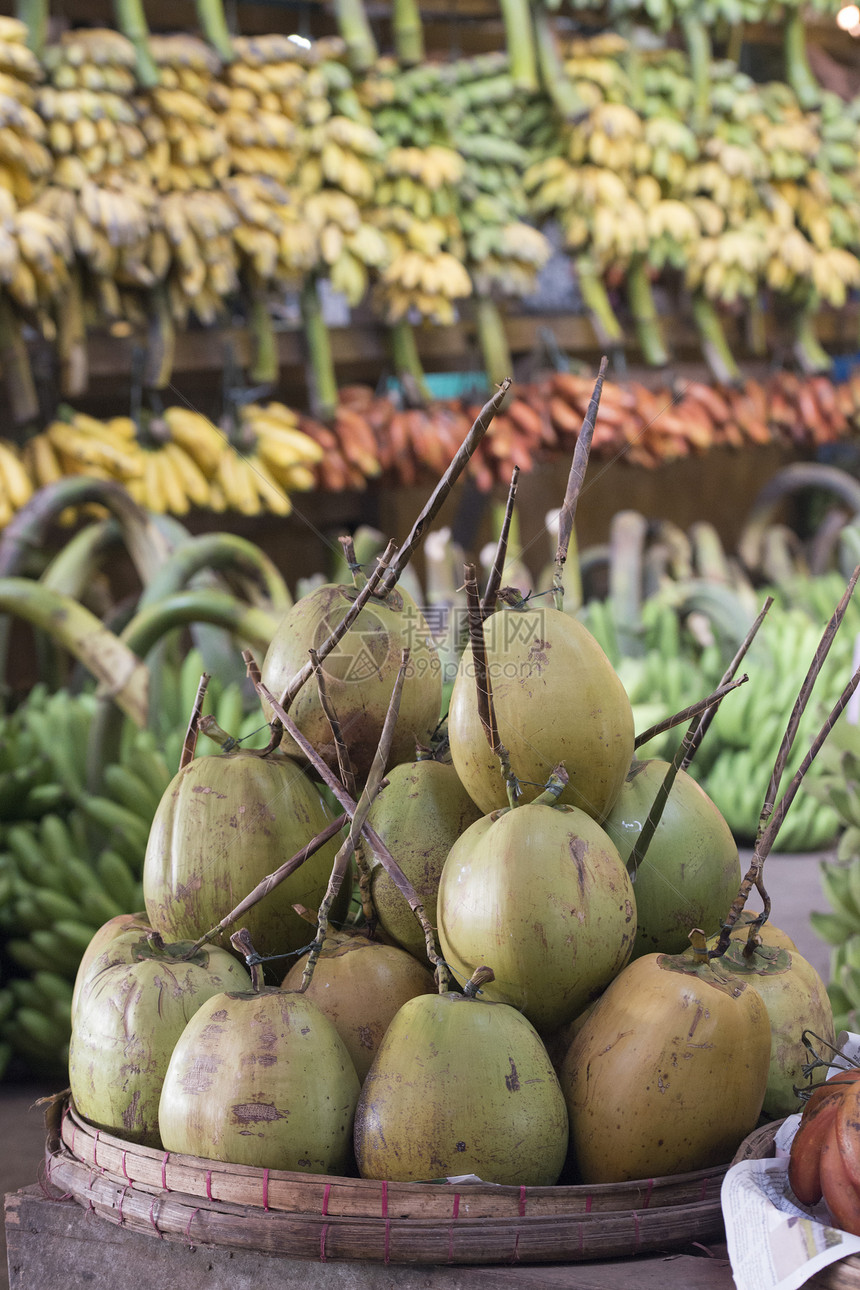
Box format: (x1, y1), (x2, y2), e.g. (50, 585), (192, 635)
(722, 1032), (860, 1290)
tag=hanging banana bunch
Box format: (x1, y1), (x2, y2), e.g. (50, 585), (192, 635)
(449, 51), (551, 385)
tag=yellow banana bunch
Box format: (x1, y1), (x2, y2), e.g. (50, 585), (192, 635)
(224, 173), (315, 285)
(162, 405), (226, 475)
(45, 410), (144, 482)
(126, 438), (215, 516)
(143, 35), (229, 194)
(0, 18), (50, 206)
(240, 400), (323, 491)
(0, 437), (33, 524)
(158, 189), (239, 326)
(684, 221), (768, 305)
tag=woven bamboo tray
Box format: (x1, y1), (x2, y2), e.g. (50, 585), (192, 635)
(45, 1093), (732, 1265)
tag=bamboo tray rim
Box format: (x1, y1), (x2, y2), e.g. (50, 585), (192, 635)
(56, 1096), (730, 1221)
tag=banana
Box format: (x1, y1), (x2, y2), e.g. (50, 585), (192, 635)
(96, 848), (143, 911)
(103, 762), (162, 822)
(78, 794), (151, 857)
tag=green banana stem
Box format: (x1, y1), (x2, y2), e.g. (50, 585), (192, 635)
(301, 275), (338, 422)
(391, 0), (424, 67)
(690, 293), (741, 386)
(17, 0), (47, 61)
(678, 15), (712, 134)
(626, 257), (669, 368)
(745, 293), (768, 358)
(783, 9), (821, 110)
(194, 0), (234, 63)
(138, 532), (293, 614)
(532, 3), (586, 122)
(40, 519), (127, 601)
(87, 589), (280, 790)
(56, 266), (88, 399)
(575, 257), (624, 348)
(389, 318), (432, 404)
(608, 509), (646, 658)
(498, 0), (538, 93)
(144, 284), (176, 390)
(793, 294), (831, 375)
(332, 0), (378, 74)
(474, 294), (514, 390)
(247, 277), (278, 388)
(0, 478), (170, 581)
(0, 577), (148, 725)
(0, 293), (38, 426)
(112, 0), (160, 87)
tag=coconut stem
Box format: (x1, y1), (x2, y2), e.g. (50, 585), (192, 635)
(376, 378), (512, 598)
(244, 651), (451, 988)
(553, 357), (607, 611)
(230, 928), (264, 992)
(531, 765), (568, 807)
(463, 964), (496, 997)
(179, 672), (210, 770)
(711, 568), (860, 960)
(338, 535), (365, 590)
(198, 715), (240, 749)
(482, 466), (520, 616)
(186, 813), (348, 953)
(464, 562), (520, 807)
(300, 650), (409, 992)
(310, 646), (374, 927)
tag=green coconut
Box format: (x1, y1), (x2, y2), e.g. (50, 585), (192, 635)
(436, 801), (637, 1033)
(281, 929), (435, 1081)
(143, 748), (344, 963)
(71, 911), (151, 1019)
(260, 581), (442, 780)
(69, 934), (251, 1147)
(701, 937), (836, 1119)
(158, 986), (360, 1173)
(601, 758), (742, 958)
(354, 970), (569, 1185)
(447, 605), (634, 819)
(366, 756), (482, 963)
(559, 943), (772, 1182)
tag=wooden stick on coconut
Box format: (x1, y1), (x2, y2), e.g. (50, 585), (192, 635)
(464, 562), (520, 808)
(244, 651), (451, 988)
(553, 355), (608, 612)
(710, 565), (860, 960)
(633, 675), (748, 751)
(179, 672), (211, 770)
(299, 649), (410, 991)
(482, 465), (520, 616)
(310, 645), (374, 927)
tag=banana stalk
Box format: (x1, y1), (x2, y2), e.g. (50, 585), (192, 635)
(56, 268), (88, 400)
(0, 578), (148, 725)
(144, 285), (176, 392)
(194, 0), (234, 63)
(575, 257), (624, 350)
(87, 589), (280, 790)
(40, 519), (128, 602)
(0, 294), (38, 427)
(678, 14), (712, 135)
(247, 280), (278, 390)
(137, 532), (292, 614)
(531, 2), (586, 122)
(473, 293), (513, 391)
(391, 0), (424, 67)
(498, 0), (538, 93)
(332, 0), (378, 74)
(690, 292), (741, 386)
(17, 0), (47, 58)
(783, 9), (822, 110)
(389, 318), (432, 404)
(626, 256), (669, 369)
(112, 0), (160, 87)
(793, 294), (832, 375)
(301, 274), (338, 423)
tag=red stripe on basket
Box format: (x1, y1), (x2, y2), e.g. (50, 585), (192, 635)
(452, 1193), (460, 1219)
(643, 1178), (654, 1208)
(585, 1195), (592, 1214)
(205, 1170), (213, 1201)
(262, 1168), (269, 1211)
(161, 1153), (169, 1190)
(321, 1182), (331, 1216)
(149, 1199), (163, 1239)
(519, 1185), (527, 1217)
(185, 1206), (200, 1246)
(320, 1224), (328, 1261)
(121, 1150), (130, 1181)
(381, 1179), (388, 1217)
(633, 1211), (641, 1250)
